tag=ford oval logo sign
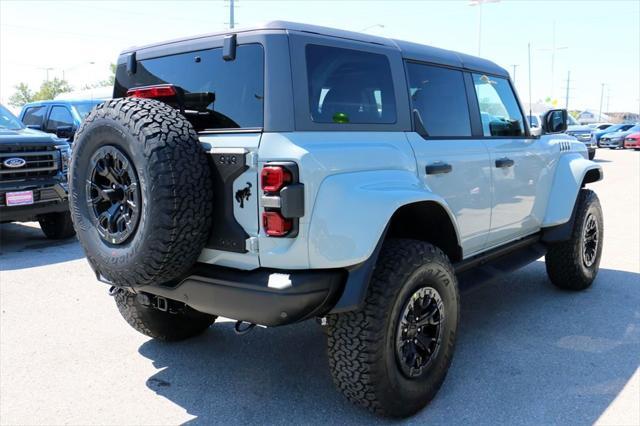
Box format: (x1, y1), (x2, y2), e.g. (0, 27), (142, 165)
(3, 157), (27, 168)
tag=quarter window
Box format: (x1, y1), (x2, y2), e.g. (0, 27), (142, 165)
(406, 63), (471, 137)
(472, 74), (525, 137)
(306, 44), (396, 124)
(46, 106), (74, 132)
(21, 106), (46, 127)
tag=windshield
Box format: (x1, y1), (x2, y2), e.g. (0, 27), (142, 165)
(73, 101), (102, 120)
(0, 105), (24, 130)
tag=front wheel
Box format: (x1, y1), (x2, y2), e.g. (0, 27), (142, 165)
(38, 211), (76, 239)
(326, 240), (459, 418)
(545, 189), (603, 290)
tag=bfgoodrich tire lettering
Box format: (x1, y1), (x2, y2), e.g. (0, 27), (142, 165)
(326, 239), (459, 418)
(545, 189), (603, 290)
(69, 97), (213, 287)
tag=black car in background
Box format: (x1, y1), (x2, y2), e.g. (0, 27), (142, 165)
(19, 99), (103, 143)
(0, 104), (75, 239)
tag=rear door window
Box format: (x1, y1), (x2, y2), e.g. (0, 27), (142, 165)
(118, 44), (264, 130)
(21, 106), (46, 127)
(406, 62), (471, 137)
(45, 106), (74, 132)
(472, 74), (525, 137)
(306, 44), (396, 124)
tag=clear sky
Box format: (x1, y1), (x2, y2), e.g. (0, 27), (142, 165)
(1, 0), (639, 114)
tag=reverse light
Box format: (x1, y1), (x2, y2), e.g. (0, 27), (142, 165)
(261, 166), (292, 193)
(126, 85), (177, 99)
(262, 211), (292, 237)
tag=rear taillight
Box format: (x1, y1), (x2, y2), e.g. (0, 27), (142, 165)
(261, 164), (301, 237)
(262, 211), (292, 237)
(261, 166), (292, 193)
(126, 84), (177, 99)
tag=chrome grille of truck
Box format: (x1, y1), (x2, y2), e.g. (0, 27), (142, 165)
(0, 146), (59, 181)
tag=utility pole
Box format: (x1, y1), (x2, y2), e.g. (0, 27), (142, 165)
(511, 64), (519, 84)
(598, 83), (605, 122)
(539, 21), (568, 101)
(564, 70), (570, 110)
(606, 87), (610, 114)
(229, 0), (235, 29)
(528, 42), (532, 126)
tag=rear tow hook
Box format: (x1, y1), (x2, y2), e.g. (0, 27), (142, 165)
(234, 320), (257, 335)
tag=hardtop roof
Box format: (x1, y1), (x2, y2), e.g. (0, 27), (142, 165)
(121, 20), (509, 78)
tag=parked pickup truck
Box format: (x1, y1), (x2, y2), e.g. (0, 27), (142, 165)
(0, 104), (74, 239)
(68, 22), (603, 418)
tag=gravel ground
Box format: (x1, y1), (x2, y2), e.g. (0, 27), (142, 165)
(1, 148), (638, 425)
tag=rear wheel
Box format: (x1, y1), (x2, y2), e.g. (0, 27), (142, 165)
(545, 189), (603, 291)
(38, 211), (76, 239)
(326, 240), (459, 418)
(114, 290), (216, 341)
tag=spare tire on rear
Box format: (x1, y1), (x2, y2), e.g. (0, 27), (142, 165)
(69, 97), (213, 287)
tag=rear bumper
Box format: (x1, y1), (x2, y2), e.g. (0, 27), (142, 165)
(135, 263), (347, 326)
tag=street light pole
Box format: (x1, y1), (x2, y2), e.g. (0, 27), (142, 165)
(468, 0), (500, 56)
(598, 83), (605, 122)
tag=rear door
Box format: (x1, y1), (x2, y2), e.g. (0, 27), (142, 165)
(20, 105), (47, 130)
(404, 62), (492, 257)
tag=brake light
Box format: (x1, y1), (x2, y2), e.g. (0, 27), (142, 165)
(262, 211), (292, 237)
(261, 166), (292, 193)
(126, 85), (177, 99)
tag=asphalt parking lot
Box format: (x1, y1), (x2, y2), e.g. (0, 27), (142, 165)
(1, 148), (638, 425)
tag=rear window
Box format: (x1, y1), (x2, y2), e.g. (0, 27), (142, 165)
(115, 44), (264, 131)
(305, 44), (396, 124)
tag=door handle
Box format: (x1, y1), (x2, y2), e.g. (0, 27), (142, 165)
(425, 162), (452, 175)
(495, 158), (515, 168)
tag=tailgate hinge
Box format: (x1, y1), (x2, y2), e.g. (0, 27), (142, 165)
(246, 236), (259, 253)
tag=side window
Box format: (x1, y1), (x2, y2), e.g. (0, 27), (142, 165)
(406, 62), (471, 137)
(472, 74), (525, 137)
(46, 106), (74, 132)
(21, 106), (46, 127)
(306, 44), (396, 124)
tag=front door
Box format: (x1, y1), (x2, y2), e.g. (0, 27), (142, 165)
(470, 73), (550, 247)
(405, 62), (492, 257)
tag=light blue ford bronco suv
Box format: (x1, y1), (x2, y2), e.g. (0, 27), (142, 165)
(69, 22), (604, 418)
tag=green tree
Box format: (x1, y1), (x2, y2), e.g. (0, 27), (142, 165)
(34, 78), (72, 101)
(83, 63), (116, 89)
(8, 83), (35, 108)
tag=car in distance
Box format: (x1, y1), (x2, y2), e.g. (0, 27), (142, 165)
(0, 104), (74, 239)
(600, 124), (640, 149)
(19, 99), (103, 143)
(563, 114), (596, 159)
(589, 123), (613, 130)
(593, 123), (634, 146)
(624, 131), (640, 150)
(67, 21), (603, 418)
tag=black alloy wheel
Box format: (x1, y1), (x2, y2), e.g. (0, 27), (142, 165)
(86, 145), (141, 245)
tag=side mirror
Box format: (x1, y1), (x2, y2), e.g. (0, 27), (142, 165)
(542, 109), (568, 134)
(26, 124), (42, 131)
(56, 125), (75, 140)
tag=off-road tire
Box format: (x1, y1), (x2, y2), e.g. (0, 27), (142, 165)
(545, 189), (603, 291)
(69, 97), (212, 287)
(326, 239), (459, 418)
(38, 211), (76, 239)
(114, 290), (216, 341)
